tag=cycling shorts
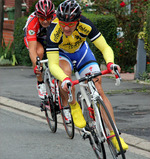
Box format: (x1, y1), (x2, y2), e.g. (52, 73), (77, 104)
(59, 41), (100, 78)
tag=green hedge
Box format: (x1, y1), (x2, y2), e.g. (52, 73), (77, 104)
(14, 13), (117, 66)
(146, 4), (150, 57)
(14, 16), (31, 65)
(82, 12), (117, 65)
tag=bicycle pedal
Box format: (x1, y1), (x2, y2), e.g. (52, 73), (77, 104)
(117, 150), (126, 156)
(56, 110), (60, 114)
(85, 125), (90, 131)
(40, 104), (46, 112)
(82, 133), (90, 140)
(42, 100), (49, 105)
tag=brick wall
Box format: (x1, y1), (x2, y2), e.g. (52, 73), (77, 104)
(4, 0), (15, 7)
(4, 0), (36, 8)
(3, 20), (14, 46)
(3, 30), (14, 46)
(3, 0), (37, 46)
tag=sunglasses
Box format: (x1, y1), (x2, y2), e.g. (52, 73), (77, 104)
(59, 21), (78, 28)
(38, 16), (52, 21)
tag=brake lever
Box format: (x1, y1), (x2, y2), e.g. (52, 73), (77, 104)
(114, 67), (121, 86)
(67, 83), (73, 103)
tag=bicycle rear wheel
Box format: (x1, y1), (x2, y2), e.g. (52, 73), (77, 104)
(95, 97), (126, 159)
(77, 91), (106, 159)
(61, 106), (74, 139)
(44, 71), (57, 133)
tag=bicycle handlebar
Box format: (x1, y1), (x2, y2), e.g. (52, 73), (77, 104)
(36, 56), (48, 65)
(36, 57), (121, 86)
(36, 56), (49, 72)
(67, 68), (121, 103)
(71, 67), (121, 87)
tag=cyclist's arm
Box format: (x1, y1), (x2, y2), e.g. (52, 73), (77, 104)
(28, 40), (38, 67)
(47, 51), (68, 82)
(25, 17), (39, 67)
(92, 35), (114, 64)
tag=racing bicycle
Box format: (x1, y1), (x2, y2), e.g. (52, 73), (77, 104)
(67, 60), (126, 159)
(36, 57), (74, 139)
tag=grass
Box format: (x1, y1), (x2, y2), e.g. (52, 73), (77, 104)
(105, 88), (150, 95)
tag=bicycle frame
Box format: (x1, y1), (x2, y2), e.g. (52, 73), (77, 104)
(71, 60), (121, 140)
(36, 57), (75, 139)
(74, 70), (107, 142)
(37, 58), (61, 110)
(70, 61), (127, 158)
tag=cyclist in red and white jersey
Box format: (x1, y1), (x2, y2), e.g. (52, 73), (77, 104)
(24, 0), (56, 100)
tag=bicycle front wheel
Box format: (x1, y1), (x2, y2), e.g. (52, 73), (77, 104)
(61, 106), (74, 139)
(77, 91), (106, 159)
(95, 97), (126, 159)
(45, 95), (57, 133)
(44, 71), (57, 133)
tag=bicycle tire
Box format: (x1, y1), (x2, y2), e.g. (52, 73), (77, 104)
(44, 71), (57, 133)
(61, 106), (75, 139)
(95, 97), (126, 159)
(77, 91), (92, 123)
(77, 91), (106, 159)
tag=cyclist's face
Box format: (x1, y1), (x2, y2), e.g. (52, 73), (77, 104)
(59, 21), (78, 36)
(38, 16), (52, 28)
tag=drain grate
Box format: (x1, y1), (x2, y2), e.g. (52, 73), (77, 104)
(132, 111), (149, 115)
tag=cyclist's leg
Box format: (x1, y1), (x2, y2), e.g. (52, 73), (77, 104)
(94, 77), (115, 126)
(59, 59), (75, 138)
(76, 42), (128, 151)
(59, 59), (75, 105)
(59, 53), (86, 128)
(92, 72), (128, 151)
(76, 41), (114, 125)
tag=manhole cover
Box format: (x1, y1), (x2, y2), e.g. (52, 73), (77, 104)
(133, 111), (148, 115)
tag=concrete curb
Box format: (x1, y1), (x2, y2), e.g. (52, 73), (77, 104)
(0, 96), (150, 153)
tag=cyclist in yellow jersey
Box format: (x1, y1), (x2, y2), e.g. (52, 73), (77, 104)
(46, 0), (128, 151)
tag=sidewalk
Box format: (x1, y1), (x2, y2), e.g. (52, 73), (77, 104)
(106, 73), (150, 86)
(118, 73), (135, 81)
(104, 73), (135, 81)
(0, 96), (150, 156)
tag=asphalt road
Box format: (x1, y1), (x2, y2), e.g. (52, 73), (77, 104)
(0, 107), (96, 159)
(0, 66), (150, 142)
(1, 105), (150, 159)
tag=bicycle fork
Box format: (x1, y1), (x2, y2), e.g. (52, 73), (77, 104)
(92, 99), (107, 143)
(77, 86), (106, 144)
(78, 81), (107, 144)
